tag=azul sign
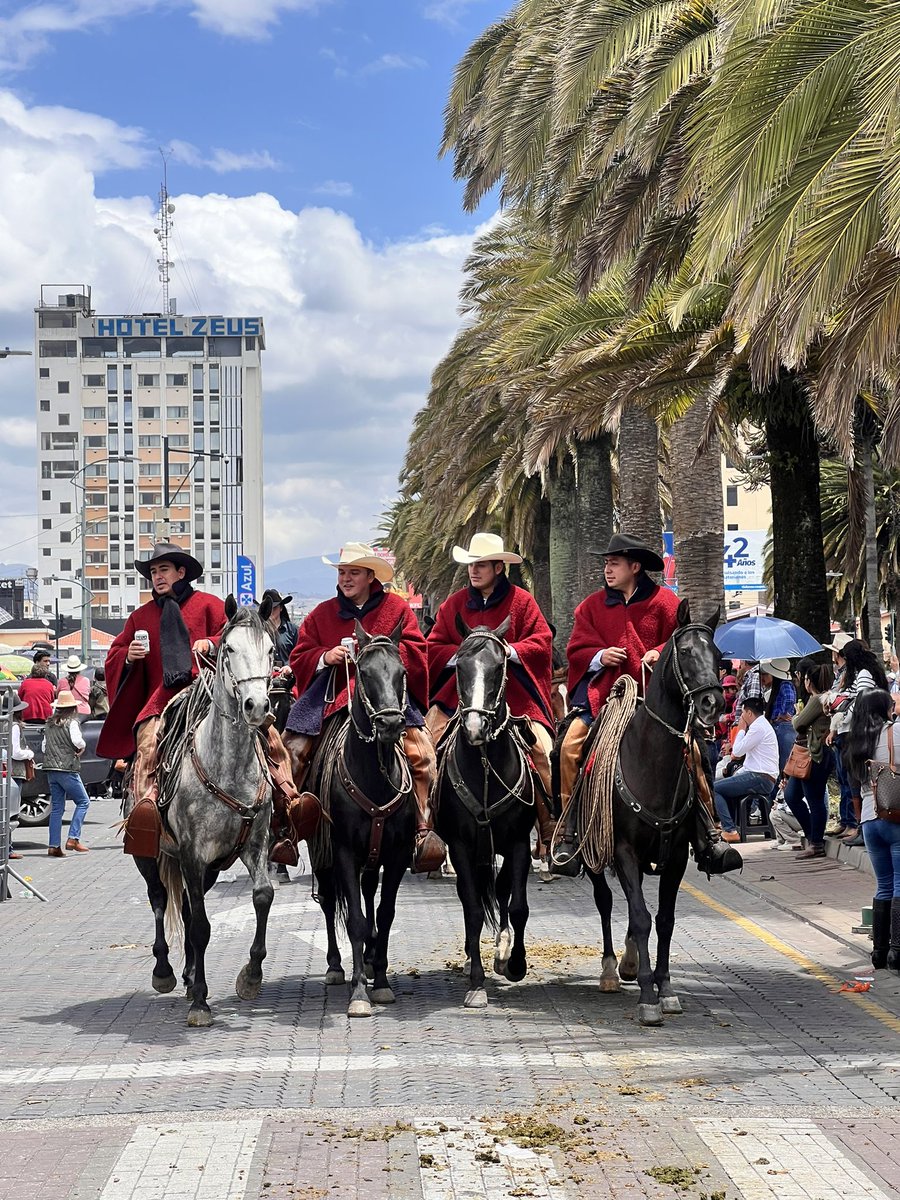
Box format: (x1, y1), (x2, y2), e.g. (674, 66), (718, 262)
(83, 316), (262, 338)
(236, 555), (256, 607)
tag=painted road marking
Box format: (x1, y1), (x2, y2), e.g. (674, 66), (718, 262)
(416, 1118), (566, 1200)
(98, 1119), (261, 1200)
(683, 881), (900, 1035)
(693, 1117), (893, 1200)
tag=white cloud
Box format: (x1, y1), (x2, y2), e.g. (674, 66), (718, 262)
(313, 180), (354, 197)
(0, 417), (37, 447)
(0, 91), (487, 567)
(169, 140), (281, 174)
(422, 0), (489, 29)
(359, 53), (427, 76)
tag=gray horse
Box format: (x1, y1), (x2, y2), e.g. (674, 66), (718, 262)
(138, 594), (276, 1028)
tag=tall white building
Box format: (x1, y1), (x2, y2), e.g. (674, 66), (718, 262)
(34, 285), (265, 622)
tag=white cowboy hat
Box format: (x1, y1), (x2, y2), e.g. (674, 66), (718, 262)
(759, 657), (792, 680)
(822, 632), (853, 655)
(63, 654), (86, 672)
(451, 532), (523, 566)
(321, 542), (394, 584)
(52, 690), (79, 711)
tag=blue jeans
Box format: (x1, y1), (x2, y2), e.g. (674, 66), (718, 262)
(48, 771), (91, 848)
(714, 771), (776, 833)
(862, 819), (900, 899)
(833, 734), (856, 828)
(783, 748), (834, 845)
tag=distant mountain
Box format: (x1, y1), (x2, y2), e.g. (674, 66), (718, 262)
(0, 563), (34, 578)
(264, 554), (339, 602)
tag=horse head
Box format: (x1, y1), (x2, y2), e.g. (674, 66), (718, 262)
(454, 613), (511, 746)
(220, 594), (275, 727)
(655, 600), (724, 733)
(351, 618), (407, 746)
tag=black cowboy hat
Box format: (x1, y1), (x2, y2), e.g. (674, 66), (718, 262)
(134, 542), (203, 584)
(596, 532), (665, 573)
(261, 587), (292, 607)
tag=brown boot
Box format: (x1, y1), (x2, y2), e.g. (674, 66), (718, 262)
(404, 726), (446, 873)
(124, 718), (163, 858)
(263, 723), (321, 854)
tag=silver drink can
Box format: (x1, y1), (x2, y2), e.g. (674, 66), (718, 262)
(340, 636), (357, 661)
(134, 630), (150, 653)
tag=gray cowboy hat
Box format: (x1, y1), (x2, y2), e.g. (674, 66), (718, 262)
(134, 542), (203, 584)
(261, 587), (292, 608)
(596, 532), (665, 574)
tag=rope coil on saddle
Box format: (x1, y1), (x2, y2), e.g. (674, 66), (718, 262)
(573, 675), (639, 874)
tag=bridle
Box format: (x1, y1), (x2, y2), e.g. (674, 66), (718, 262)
(345, 636), (408, 745)
(456, 631), (510, 742)
(194, 624), (274, 728)
(642, 623), (723, 742)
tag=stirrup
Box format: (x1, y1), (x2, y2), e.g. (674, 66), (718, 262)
(550, 834), (582, 876)
(412, 829), (446, 874)
(695, 841), (743, 875)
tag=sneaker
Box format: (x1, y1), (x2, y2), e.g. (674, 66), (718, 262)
(774, 841), (802, 851)
(825, 824), (847, 837)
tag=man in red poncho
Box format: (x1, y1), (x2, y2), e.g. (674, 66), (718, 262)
(426, 532), (557, 852)
(283, 543), (444, 874)
(555, 533), (739, 875)
(98, 543), (226, 832)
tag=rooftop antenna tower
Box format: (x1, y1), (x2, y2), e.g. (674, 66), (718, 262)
(154, 149), (176, 314)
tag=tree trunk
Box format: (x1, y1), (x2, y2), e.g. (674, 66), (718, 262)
(575, 433), (614, 603)
(530, 495), (553, 622)
(547, 452), (580, 647)
(669, 400), (725, 621)
(618, 403), (662, 552)
(860, 436), (883, 658)
(764, 374), (830, 640)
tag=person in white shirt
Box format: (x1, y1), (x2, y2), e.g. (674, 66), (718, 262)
(713, 696), (779, 841)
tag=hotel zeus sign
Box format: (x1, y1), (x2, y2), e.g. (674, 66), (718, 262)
(80, 316), (262, 337)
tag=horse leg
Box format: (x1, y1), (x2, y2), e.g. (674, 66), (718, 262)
(369, 857), (407, 1005)
(493, 856), (513, 978)
(502, 840), (530, 983)
(181, 890), (195, 998)
(135, 856), (177, 993)
(183, 858), (214, 1027)
(591, 869), (619, 993)
(235, 829), (275, 1002)
(334, 847), (371, 1018)
(615, 849), (661, 1025)
(654, 847), (689, 1016)
(361, 866), (379, 982)
(452, 850), (488, 1009)
(316, 868), (345, 985)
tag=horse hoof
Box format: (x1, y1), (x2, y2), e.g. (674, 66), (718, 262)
(599, 955), (620, 992)
(599, 977), (621, 993)
(187, 1007), (213, 1028)
(324, 968), (346, 986)
(370, 987), (395, 1005)
(638, 1003), (663, 1026)
(464, 988), (488, 1009)
(152, 972), (177, 994)
(348, 998), (373, 1018)
(493, 929), (512, 977)
(660, 995), (683, 1015)
(619, 938), (639, 982)
(364, 962), (375, 982)
(492, 956), (509, 978)
(503, 960), (527, 983)
(235, 967), (262, 1001)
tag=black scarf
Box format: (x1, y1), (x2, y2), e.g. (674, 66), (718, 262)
(336, 581), (386, 621)
(156, 579), (194, 688)
(465, 571), (511, 611)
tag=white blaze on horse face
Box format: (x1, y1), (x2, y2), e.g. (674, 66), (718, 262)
(463, 654), (488, 745)
(225, 626), (272, 727)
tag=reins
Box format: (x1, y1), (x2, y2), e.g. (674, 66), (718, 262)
(455, 631), (511, 741)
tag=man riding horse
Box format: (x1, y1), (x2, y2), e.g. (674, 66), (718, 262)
(283, 542), (445, 874)
(99, 542), (306, 859)
(426, 532), (557, 856)
(554, 533), (741, 875)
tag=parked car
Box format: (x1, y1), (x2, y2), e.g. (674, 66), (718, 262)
(16, 717), (121, 826)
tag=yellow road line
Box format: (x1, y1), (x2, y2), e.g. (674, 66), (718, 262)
(681, 881), (900, 1035)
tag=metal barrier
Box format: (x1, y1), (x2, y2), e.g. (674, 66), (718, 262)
(0, 681), (48, 902)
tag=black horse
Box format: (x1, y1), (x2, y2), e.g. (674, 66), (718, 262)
(308, 619), (416, 1018)
(580, 601), (725, 1025)
(435, 616), (542, 1009)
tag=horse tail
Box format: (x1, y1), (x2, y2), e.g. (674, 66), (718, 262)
(158, 854), (185, 948)
(474, 824), (498, 931)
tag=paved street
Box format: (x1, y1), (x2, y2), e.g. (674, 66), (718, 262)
(3, 805), (899, 1199)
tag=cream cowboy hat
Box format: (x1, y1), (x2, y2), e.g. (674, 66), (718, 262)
(321, 542), (394, 584)
(52, 690), (78, 711)
(759, 657), (792, 680)
(451, 532), (523, 566)
(823, 632), (853, 655)
(63, 654), (86, 672)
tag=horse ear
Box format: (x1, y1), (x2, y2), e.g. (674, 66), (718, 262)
(705, 605), (721, 633)
(676, 599), (692, 627)
(389, 617), (405, 646)
(455, 612), (471, 640)
(494, 615), (511, 639)
(225, 594), (237, 621)
(355, 619), (371, 648)
(258, 594), (273, 623)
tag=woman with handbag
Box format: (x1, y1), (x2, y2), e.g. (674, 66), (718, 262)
(844, 690), (900, 975)
(6, 696), (34, 859)
(783, 664), (836, 859)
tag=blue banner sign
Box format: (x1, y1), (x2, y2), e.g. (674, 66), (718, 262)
(236, 555), (256, 607)
(84, 316), (262, 338)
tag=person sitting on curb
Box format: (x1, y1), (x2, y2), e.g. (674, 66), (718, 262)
(713, 696), (779, 842)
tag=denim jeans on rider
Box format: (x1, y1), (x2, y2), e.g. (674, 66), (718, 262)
(833, 734), (856, 829)
(862, 818), (900, 899)
(48, 770), (91, 848)
(782, 747), (834, 845)
(714, 771), (776, 833)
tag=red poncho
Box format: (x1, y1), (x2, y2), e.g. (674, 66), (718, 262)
(289, 589), (428, 729)
(98, 590), (227, 759)
(428, 583), (554, 731)
(567, 582), (680, 718)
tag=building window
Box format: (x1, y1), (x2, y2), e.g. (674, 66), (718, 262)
(209, 487), (220, 510)
(209, 398), (220, 424)
(61, 559), (71, 572)
(210, 546), (222, 568)
(193, 431), (205, 452)
(84, 406), (106, 419)
(193, 399), (205, 423)
(167, 434), (189, 447)
(42, 490), (51, 500)
(208, 364), (220, 391)
(138, 406), (160, 419)
(138, 435), (161, 447)
(84, 435), (105, 448)
(39, 340), (76, 357)
(139, 521), (154, 534)
(89, 578), (107, 592)
(41, 518), (51, 529)
(60, 502), (71, 514)
(83, 375), (104, 388)
(61, 587), (72, 599)
(85, 463), (107, 477)
(60, 530), (72, 543)
(82, 338), (118, 359)
(167, 405), (189, 419)
(244, 337), (256, 351)
(86, 492), (105, 506)
(58, 414), (70, 426)
(126, 575), (136, 586)
(40, 399), (50, 411)
(192, 365), (203, 391)
(39, 311), (76, 328)
(727, 523), (738, 531)
(725, 456), (736, 469)
(123, 400), (133, 424)
(139, 492), (161, 504)
(57, 380), (70, 394)
(42, 549), (51, 557)
(39, 367), (50, 379)
(726, 485), (738, 506)
(107, 365), (117, 390)
(166, 373), (188, 387)
(139, 463), (159, 476)
(123, 365), (132, 392)
(123, 337), (161, 358)
(208, 337), (241, 358)
(137, 375), (159, 388)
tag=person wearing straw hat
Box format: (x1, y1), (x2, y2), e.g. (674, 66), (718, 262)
(426, 532), (557, 855)
(57, 653), (91, 716)
(284, 542), (443, 873)
(98, 543), (227, 814)
(42, 690), (92, 855)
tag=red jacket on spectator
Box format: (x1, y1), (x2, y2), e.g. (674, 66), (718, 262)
(18, 673), (56, 722)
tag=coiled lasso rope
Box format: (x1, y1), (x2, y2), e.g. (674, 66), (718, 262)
(577, 675), (639, 874)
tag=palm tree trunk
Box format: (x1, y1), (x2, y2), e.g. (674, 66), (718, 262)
(669, 401), (725, 621)
(575, 433), (614, 602)
(547, 452), (580, 647)
(618, 404), (662, 551)
(530, 495), (553, 621)
(860, 436), (883, 658)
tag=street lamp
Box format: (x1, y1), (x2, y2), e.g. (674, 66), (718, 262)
(69, 454), (132, 662)
(159, 436), (228, 545)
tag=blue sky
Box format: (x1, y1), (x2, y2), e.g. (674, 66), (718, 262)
(0, 0), (510, 571)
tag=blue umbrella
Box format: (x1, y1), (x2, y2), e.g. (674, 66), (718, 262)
(713, 615), (824, 661)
